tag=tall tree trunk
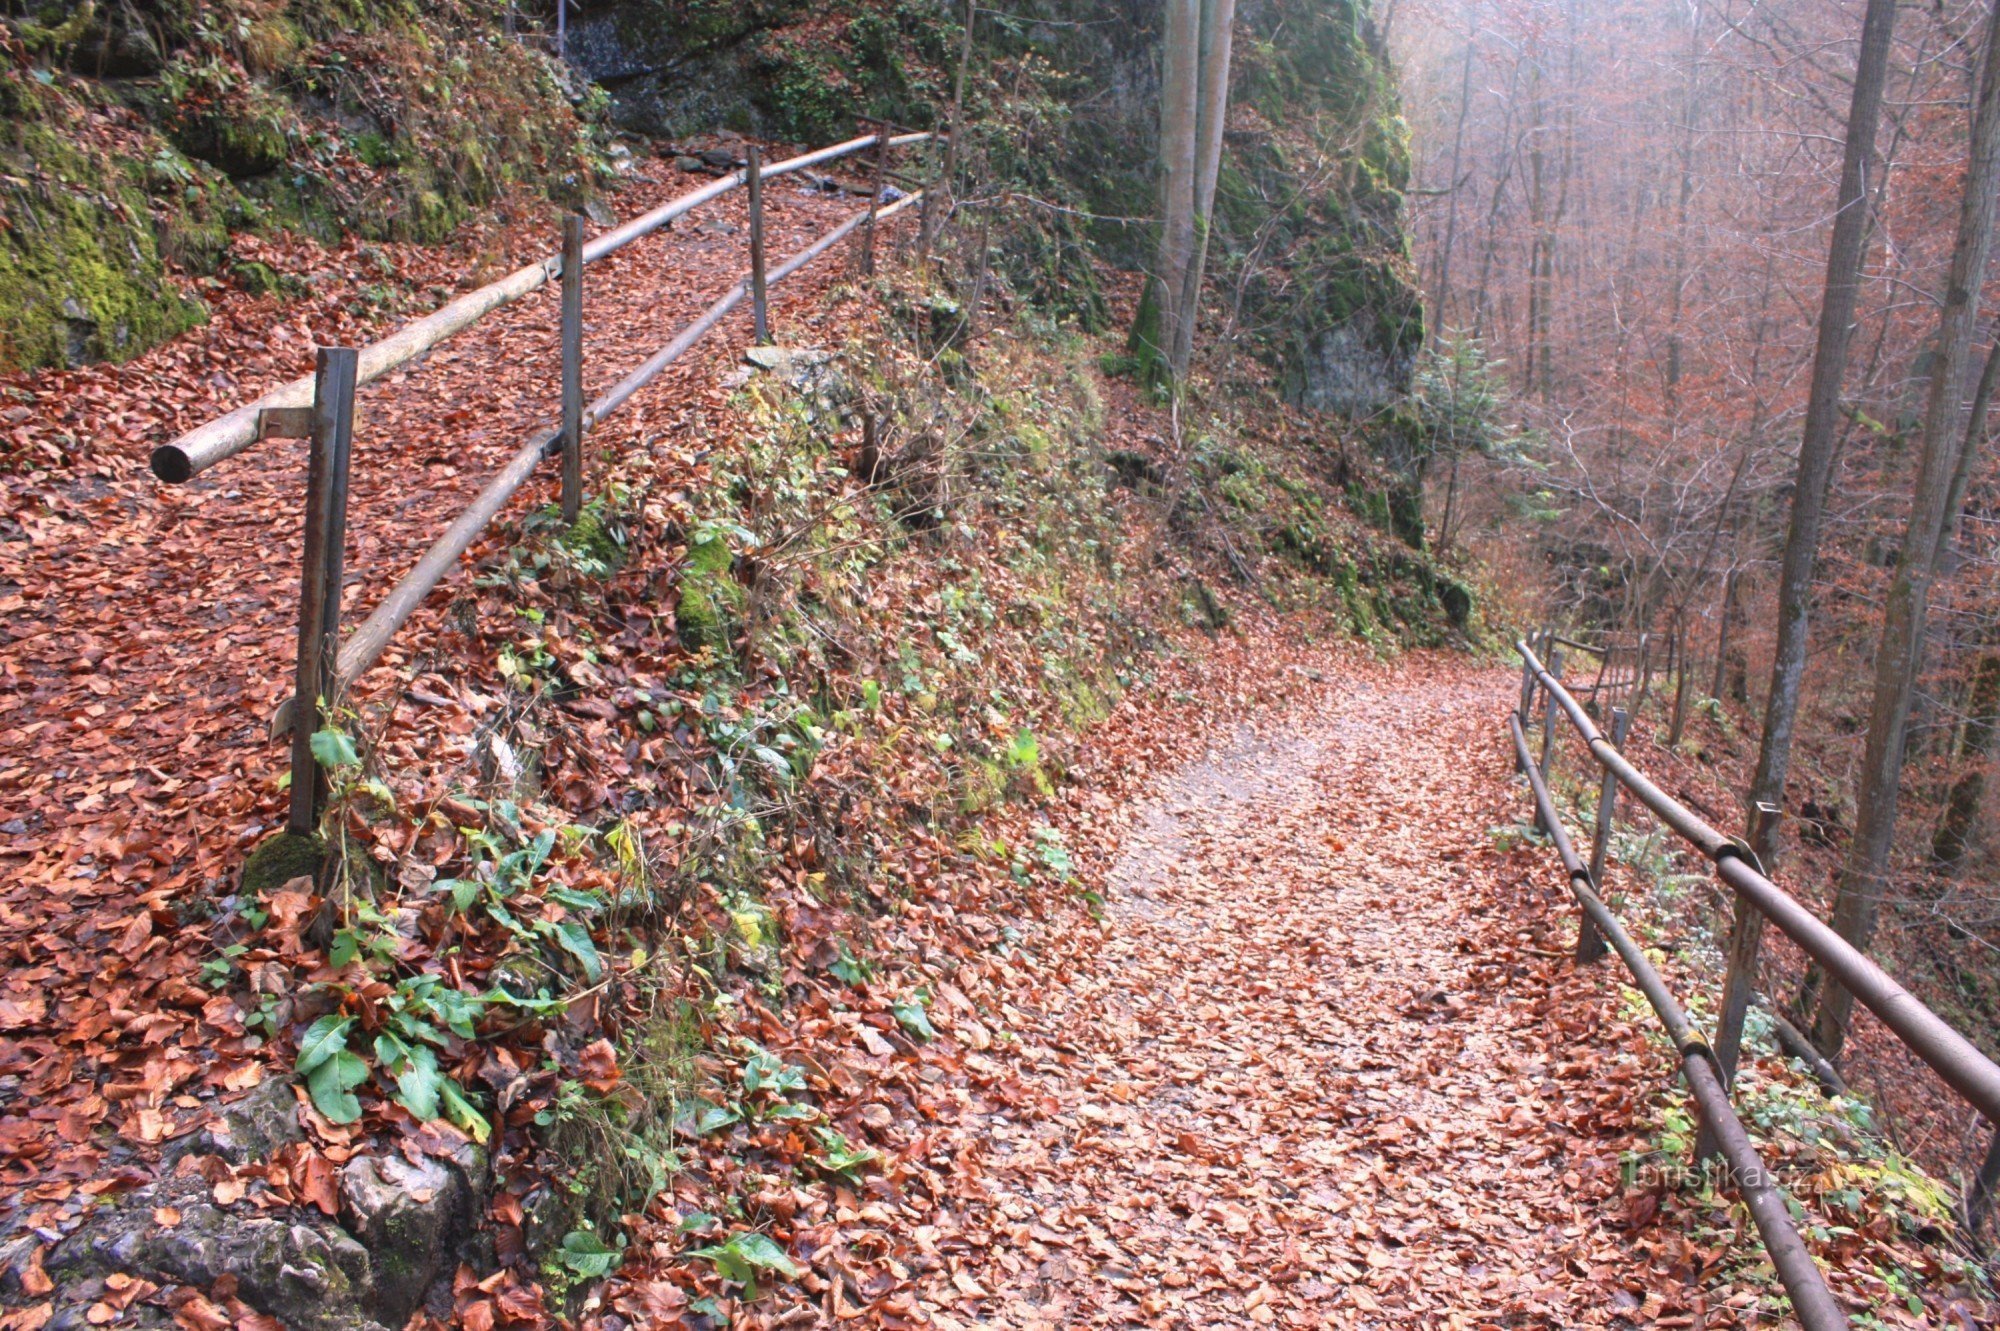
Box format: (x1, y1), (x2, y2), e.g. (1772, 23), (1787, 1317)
(1932, 341), (2000, 872)
(1431, 37), (1476, 332)
(1170, 0), (1238, 380)
(1135, 0), (1200, 384)
(1808, 0), (2000, 1059)
(1934, 648), (2000, 872)
(1742, 0), (1901, 866)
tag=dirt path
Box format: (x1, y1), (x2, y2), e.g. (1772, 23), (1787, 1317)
(915, 668), (1662, 1328)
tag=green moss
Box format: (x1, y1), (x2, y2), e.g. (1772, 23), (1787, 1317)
(676, 533), (744, 653)
(0, 96), (207, 370)
(242, 830), (324, 894)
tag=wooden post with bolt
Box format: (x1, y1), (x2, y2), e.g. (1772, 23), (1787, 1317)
(862, 129), (889, 275)
(1577, 706), (1631, 964)
(748, 144), (771, 345)
(1713, 801), (1783, 1087)
(560, 213), (585, 525)
(286, 347), (358, 837)
(1539, 645), (1565, 784)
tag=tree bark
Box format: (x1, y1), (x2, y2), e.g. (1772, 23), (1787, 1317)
(1136, 0), (1201, 384)
(1170, 0), (1238, 379)
(1808, 0), (2000, 1059)
(1742, 0), (1901, 867)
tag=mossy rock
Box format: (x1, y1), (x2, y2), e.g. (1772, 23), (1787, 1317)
(0, 95), (207, 369)
(675, 533), (743, 653)
(560, 506), (626, 571)
(230, 260), (299, 298)
(241, 830), (324, 894)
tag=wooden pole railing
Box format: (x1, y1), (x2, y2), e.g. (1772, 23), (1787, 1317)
(149, 132), (935, 483)
(1516, 634), (2000, 1127)
(261, 189), (925, 750)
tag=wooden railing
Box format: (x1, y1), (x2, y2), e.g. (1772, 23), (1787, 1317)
(146, 131), (934, 836)
(1512, 631), (2000, 1328)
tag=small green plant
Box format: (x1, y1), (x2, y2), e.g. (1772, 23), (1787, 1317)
(555, 1228), (624, 1279)
(688, 1231), (801, 1299)
(808, 1126), (878, 1180)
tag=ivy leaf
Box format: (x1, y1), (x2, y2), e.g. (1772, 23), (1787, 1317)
(294, 1014), (354, 1077)
(306, 1049), (369, 1124)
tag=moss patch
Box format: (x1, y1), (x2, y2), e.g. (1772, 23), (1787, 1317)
(675, 532), (743, 653)
(242, 830), (324, 894)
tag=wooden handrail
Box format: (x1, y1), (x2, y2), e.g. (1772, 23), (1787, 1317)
(150, 132), (935, 483)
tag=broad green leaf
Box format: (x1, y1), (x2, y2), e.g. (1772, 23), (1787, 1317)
(890, 997), (936, 1042)
(373, 1031), (411, 1068)
(294, 1014), (354, 1076)
(690, 1232), (800, 1298)
(433, 878), (481, 914)
(392, 1045), (442, 1122)
(554, 920), (603, 982)
(558, 1229), (622, 1278)
(309, 728), (361, 769)
(439, 1079), (490, 1144)
(306, 1049), (368, 1123)
(692, 1102), (741, 1136)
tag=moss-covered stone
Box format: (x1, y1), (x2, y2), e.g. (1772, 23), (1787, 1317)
(1, 2), (603, 371)
(676, 533), (743, 653)
(242, 830), (324, 894)
(0, 81), (207, 370)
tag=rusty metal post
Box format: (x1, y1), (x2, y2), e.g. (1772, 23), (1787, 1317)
(1712, 801), (1783, 1094)
(1577, 707), (1631, 964)
(560, 213), (584, 526)
(1539, 645), (1565, 782)
(286, 347), (358, 837)
(748, 145), (771, 345)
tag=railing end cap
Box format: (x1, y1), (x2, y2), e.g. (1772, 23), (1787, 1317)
(150, 445), (194, 484)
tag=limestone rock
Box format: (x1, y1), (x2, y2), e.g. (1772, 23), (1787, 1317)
(338, 1145), (488, 1325)
(47, 1177), (387, 1331)
(162, 1075), (303, 1167)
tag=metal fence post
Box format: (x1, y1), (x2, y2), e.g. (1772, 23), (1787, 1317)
(1577, 707), (1631, 964)
(1713, 801), (1782, 1089)
(1539, 645), (1565, 782)
(748, 145), (771, 345)
(560, 213), (584, 526)
(287, 347), (358, 837)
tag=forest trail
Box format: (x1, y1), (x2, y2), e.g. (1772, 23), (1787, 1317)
(912, 668), (1667, 1328)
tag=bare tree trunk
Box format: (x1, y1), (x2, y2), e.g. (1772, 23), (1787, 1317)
(1170, 0), (1238, 379)
(1742, 0), (1901, 867)
(920, 0), (977, 266)
(1135, 0), (1201, 383)
(1709, 568), (1742, 705)
(1432, 36), (1476, 333)
(1808, 0), (2000, 1059)
(1935, 649), (2000, 872)
(1932, 341), (2000, 872)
